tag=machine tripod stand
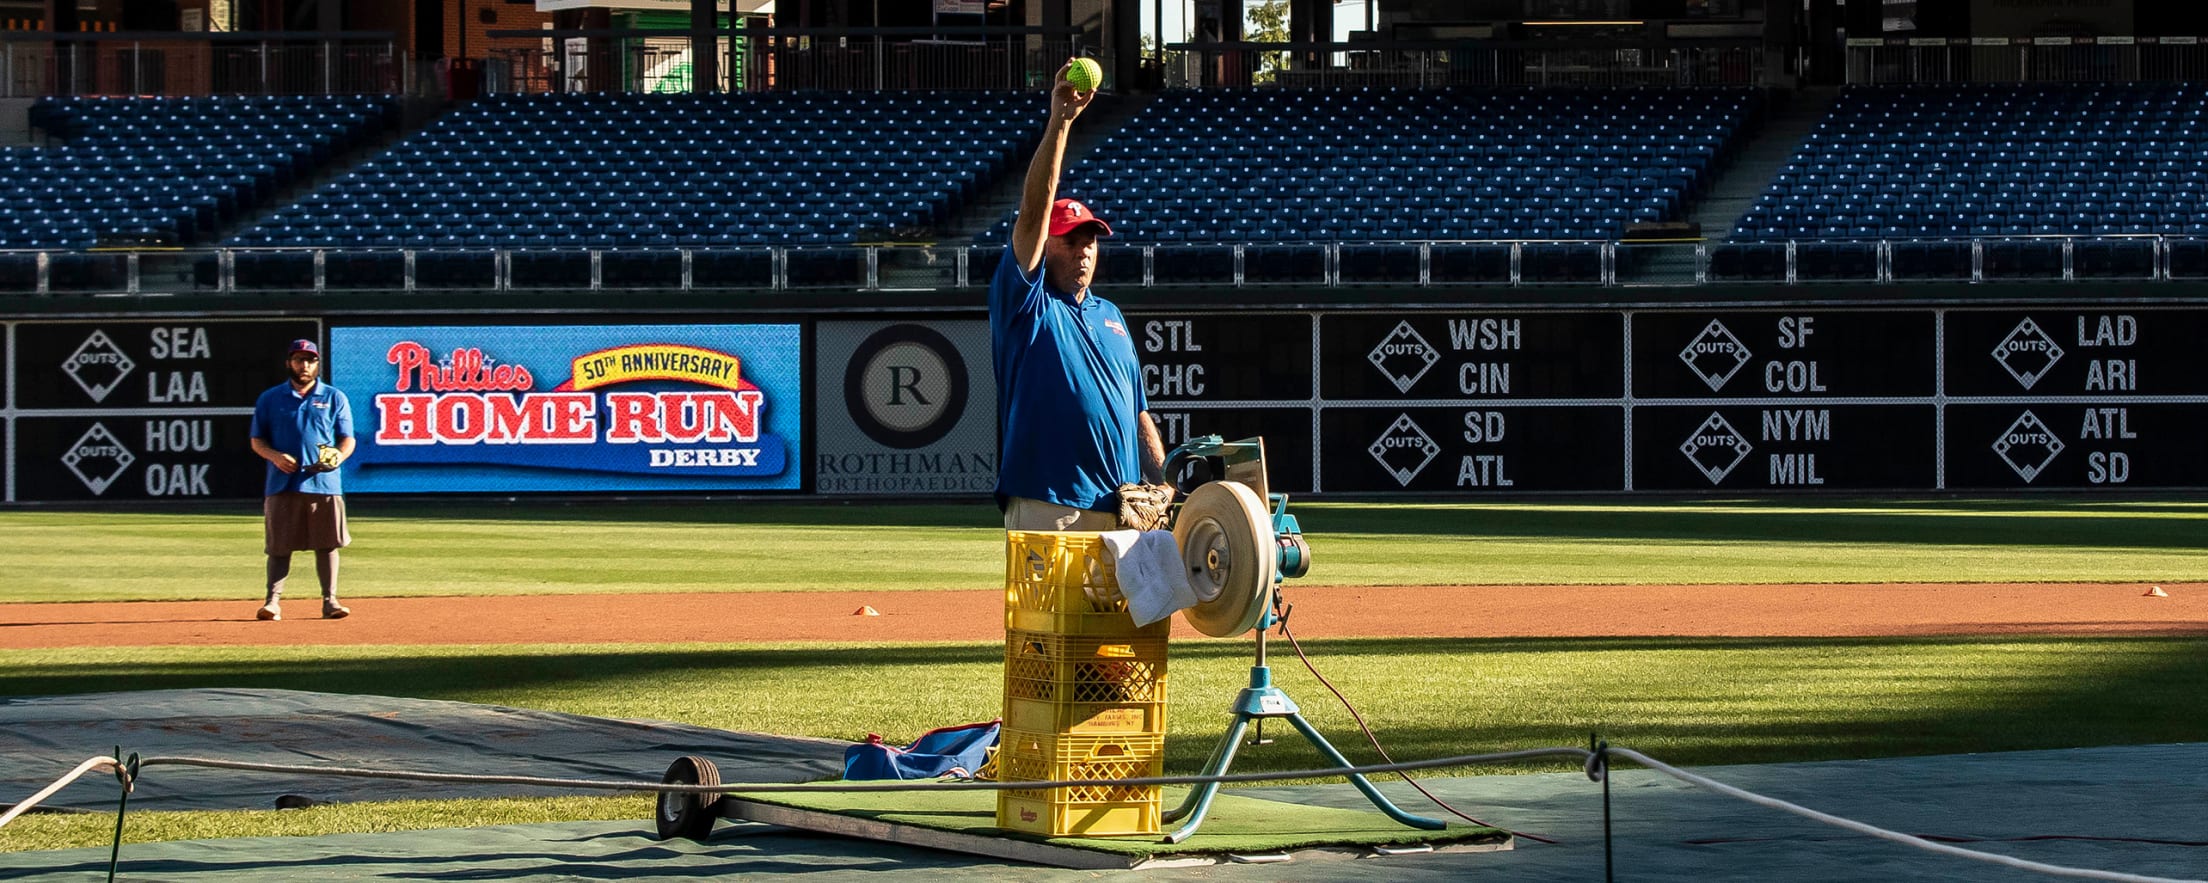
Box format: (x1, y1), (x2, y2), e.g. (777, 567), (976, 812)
(1161, 437), (1446, 843)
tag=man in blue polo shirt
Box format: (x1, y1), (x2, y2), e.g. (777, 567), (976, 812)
(248, 339), (357, 621)
(992, 59), (1167, 531)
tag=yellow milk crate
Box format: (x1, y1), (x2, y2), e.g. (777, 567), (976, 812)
(994, 728), (1165, 837)
(1003, 531), (1172, 638)
(1003, 629), (1167, 735)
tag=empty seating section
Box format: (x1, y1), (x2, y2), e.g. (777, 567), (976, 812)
(1, 95), (395, 250)
(233, 92), (1040, 248)
(24, 83), (2208, 291)
(988, 86), (1759, 244)
(1736, 84), (2208, 244)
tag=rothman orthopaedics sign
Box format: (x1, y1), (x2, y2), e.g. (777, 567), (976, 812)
(331, 324), (801, 492)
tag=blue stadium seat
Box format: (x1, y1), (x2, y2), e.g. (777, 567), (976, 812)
(2, 95), (396, 250)
(984, 86), (1759, 245)
(1733, 84), (2208, 242)
(234, 92), (1042, 249)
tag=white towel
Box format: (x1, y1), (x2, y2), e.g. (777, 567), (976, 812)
(1099, 529), (1199, 628)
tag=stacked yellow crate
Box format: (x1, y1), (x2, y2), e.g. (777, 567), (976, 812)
(996, 530), (1170, 837)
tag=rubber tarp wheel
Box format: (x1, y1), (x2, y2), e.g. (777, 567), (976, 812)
(1173, 480), (1275, 637)
(655, 754), (722, 841)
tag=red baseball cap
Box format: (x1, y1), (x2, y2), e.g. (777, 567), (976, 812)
(1046, 198), (1113, 238)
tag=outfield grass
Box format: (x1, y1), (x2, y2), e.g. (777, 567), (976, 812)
(4, 634), (2204, 851)
(3, 497), (2206, 602)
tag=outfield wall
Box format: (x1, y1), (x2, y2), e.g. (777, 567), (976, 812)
(6, 301), (2206, 502)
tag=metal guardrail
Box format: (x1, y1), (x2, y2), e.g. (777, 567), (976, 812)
(1159, 40), (1764, 89)
(0, 238), (2191, 297)
(0, 33), (404, 97)
(1845, 36), (2208, 84)
(479, 26), (1086, 94)
(485, 38), (1081, 95)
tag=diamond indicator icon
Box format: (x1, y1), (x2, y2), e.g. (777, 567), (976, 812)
(1992, 411), (2064, 482)
(1679, 412), (1752, 484)
(61, 330), (136, 403)
(1367, 413), (1441, 486)
(1679, 320), (1751, 392)
(61, 423), (135, 495)
(1368, 321), (1440, 394)
(1991, 318), (2063, 390)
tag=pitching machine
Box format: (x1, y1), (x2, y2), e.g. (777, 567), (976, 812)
(1161, 435), (1444, 842)
(648, 434), (1444, 847)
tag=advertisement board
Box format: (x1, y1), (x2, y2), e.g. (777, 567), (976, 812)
(12, 304), (2208, 504)
(15, 320), (321, 410)
(813, 321), (997, 495)
(332, 324), (802, 493)
(1322, 406), (1624, 492)
(16, 415), (262, 501)
(1630, 312), (1936, 399)
(6, 319), (320, 502)
(1321, 313), (1624, 401)
(1297, 307), (2206, 492)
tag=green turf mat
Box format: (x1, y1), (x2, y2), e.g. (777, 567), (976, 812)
(727, 783), (1506, 857)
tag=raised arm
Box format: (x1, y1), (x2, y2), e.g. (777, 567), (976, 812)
(1011, 60), (1095, 274)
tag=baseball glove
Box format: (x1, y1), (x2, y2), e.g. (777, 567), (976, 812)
(306, 445), (343, 474)
(1116, 482), (1175, 532)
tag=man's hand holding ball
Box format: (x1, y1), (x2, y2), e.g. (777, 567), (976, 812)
(1051, 58), (1100, 123)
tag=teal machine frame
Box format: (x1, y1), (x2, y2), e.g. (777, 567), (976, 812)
(1160, 436), (1446, 843)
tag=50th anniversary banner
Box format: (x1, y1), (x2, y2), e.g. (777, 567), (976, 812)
(330, 325), (803, 493)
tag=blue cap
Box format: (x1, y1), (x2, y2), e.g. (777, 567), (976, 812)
(288, 339), (320, 357)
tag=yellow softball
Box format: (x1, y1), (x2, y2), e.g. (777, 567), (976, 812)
(1067, 57), (1102, 91)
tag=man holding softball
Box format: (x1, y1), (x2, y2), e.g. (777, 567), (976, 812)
(991, 57), (1172, 532)
(248, 339), (357, 621)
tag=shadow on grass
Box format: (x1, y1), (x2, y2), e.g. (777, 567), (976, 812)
(5, 637), (2204, 776)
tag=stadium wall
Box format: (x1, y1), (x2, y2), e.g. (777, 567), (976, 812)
(4, 289), (2206, 503)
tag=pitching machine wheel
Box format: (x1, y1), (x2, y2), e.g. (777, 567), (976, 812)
(655, 754), (723, 841)
(1173, 480), (1276, 637)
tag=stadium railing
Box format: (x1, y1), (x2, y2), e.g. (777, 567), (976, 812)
(0, 236), (2194, 296)
(479, 26), (1083, 95)
(1157, 39), (1765, 89)
(1845, 36), (2208, 85)
(0, 31), (405, 98)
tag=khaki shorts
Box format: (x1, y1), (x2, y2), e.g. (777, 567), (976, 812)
(1003, 496), (1117, 532)
(264, 492), (352, 555)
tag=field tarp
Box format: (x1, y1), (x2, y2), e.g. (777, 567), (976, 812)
(0, 688), (846, 811)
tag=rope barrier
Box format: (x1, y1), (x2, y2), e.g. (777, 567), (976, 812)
(1606, 747), (2205, 883)
(2, 745), (2199, 883)
(0, 756), (121, 829)
(128, 747), (1592, 794)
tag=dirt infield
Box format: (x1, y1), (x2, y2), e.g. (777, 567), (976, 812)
(2, 583), (2203, 649)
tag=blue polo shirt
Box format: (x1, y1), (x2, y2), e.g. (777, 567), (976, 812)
(990, 247), (1147, 512)
(250, 380), (354, 497)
